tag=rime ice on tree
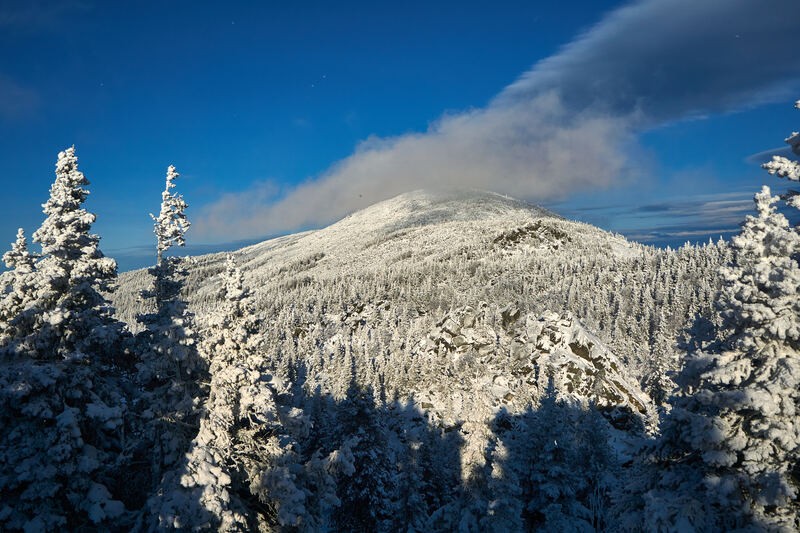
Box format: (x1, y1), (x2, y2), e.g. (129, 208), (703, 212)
(6, 147), (120, 357)
(763, 100), (800, 189)
(0, 229), (37, 345)
(152, 165), (190, 266)
(136, 165), (207, 529)
(137, 165), (197, 381)
(721, 186), (800, 350)
(0, 148), (128, 531)
(635, 101), (800, 531)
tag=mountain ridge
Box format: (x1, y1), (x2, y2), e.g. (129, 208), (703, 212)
(206, 188), (636, 282)
(114, 188), (718, 403)
(105, 187), (727, 530)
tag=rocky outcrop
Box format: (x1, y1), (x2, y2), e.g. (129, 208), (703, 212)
(493, 220), (572, 251)
(414, 304), (654, 431)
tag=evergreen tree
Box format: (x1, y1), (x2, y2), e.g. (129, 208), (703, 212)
(149, 255), (261, 530)
(641, 108), (800, 529)
(0, 353), (130, 530)
(519, 389), (613, 531)
(720, 186), (800, 351)
(643, 309), (678, 407)
(152, 165), (190, 265)
(0, 229), (37, 346)
(0, 150), (130, 531)
(2, 228), (35, 278)
(763, 100), (800, 190)
(17, 147), (120, 357)
(482, 413), (525, 532)
(136, 165), (208, 528)
(203, 254), (263, 364)
(137, 164), (199, 383)
(333, 384), (398, 532)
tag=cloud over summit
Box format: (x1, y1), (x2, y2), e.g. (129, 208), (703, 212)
(195, 0), (800, 242)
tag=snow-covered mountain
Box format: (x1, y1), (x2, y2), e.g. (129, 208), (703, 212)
(114, 188), (708, 528)
(116, 188), (721, 390)
(115, 188), (722, 435)
(114, 188), (721, 410)
(116, 189), (646, 316)
(191, 188), (635, 277)
(2, 187), (732, 531)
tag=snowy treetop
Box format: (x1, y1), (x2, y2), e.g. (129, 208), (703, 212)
(152, 165), (190, 259)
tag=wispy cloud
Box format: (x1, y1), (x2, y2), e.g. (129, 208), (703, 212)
(195, 93), (638, 240)
(746, 146), (794, 166)
(500, 0), (800, 124)
(560, 185), (800, 246)
(195, 0), (800, 242)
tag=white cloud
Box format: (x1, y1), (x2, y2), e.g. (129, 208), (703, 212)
(194, 0), (800, 242)
(194, 93), (639, 240)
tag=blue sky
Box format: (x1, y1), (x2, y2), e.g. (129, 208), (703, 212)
(1, 0), (798, 271)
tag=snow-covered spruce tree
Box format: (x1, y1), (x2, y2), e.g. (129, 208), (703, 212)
(482, 412), (526, 532)
(513, 388), (614, 531)
(155, 257), (358, 530)
(146, 255), (261, 530)
(720, 186), (800, 352)
(0, 150), (133, 531)
(333, 383), (398, 532)
(763, 100), (800, 193)
(643, 309), (678, 408)
(7, 147), (121, 357)
(0, 356), (130, 530)
(0, 229), (37, 346)
(636, 186), (800, 527)
(241, 364), (356, 530)
(153, 165), (190, 266)
(136, 164), (199, 384)
(135, 165), (207, 527)
(203, 254), (263, 366)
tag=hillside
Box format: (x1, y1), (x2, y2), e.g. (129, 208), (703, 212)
(116, 188), (724, 391)
(104, 189), (729, 528)
(0, 188), (735, 531)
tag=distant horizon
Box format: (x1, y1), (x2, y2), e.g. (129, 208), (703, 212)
(103, 182), (800, 273)
(1, 180), (794, 273)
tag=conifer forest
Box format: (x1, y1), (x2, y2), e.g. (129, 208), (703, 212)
(0, 84), (799, 531)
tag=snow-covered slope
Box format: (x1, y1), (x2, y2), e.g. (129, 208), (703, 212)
(107, 189), (727, 530)
(117, 189), (641, 310)
(115, 189), (719, 422)
(229, 188), (634, 277)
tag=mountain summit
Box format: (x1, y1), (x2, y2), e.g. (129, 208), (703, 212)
(206, 188), (636, 282)
(115, 189), (703, 419)
(327, 189), (559, 233)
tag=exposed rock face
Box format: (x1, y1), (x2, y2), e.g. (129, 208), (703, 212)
(525, 311), (653, 428)
(493, 220), (572, 251)
(413, 304), (654, 431)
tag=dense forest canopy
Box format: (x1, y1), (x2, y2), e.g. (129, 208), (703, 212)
(0, 99), (798, 531)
